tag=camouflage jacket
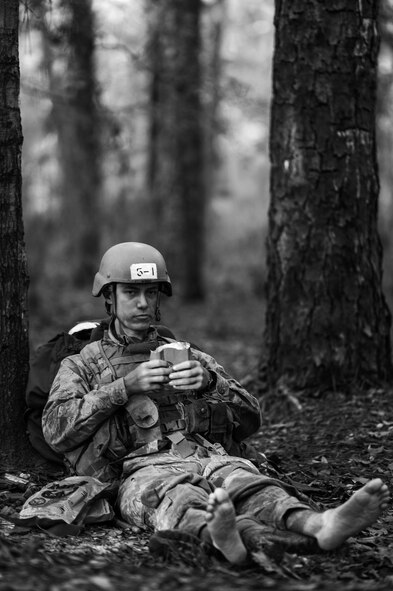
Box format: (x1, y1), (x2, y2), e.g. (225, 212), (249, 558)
(42, 326), (261, 481)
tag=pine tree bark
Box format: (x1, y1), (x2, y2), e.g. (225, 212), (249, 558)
(147, 0), (205, 300)
(0, 0), (31, 466)
(265, 0), (392, 390)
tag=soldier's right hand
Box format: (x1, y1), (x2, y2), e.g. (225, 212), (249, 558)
(124, 359), (171, 394)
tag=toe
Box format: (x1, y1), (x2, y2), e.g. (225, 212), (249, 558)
(214, 488), (229, 503)
(366, 478), (384, 492)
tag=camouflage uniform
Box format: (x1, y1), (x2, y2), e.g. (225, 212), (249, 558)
(117, 450), (310, 539)
(43, 324), (310, 539)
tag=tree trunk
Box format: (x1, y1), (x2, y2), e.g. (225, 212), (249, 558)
(265, 0), (392, 391)
(0, 0), (32, 467)
(146, 0), (205, 300)
(201, 0), (225, 202)
(376, 0), (393, 294)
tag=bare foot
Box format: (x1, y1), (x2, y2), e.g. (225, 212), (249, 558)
(206, 488), (247, 564)
(315, 478), (390, 550)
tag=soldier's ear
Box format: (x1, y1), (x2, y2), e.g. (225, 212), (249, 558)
(102, 285), (114, 316)
(103, 285), (113, 304)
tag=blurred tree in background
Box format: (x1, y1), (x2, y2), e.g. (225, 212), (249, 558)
(378, 0), (393, 294)
(265, 0), (392, 393)
(0, 0), (31, 465)
(146, 0), (205, 300)
(202, 0), (225, 203)
(21, 0), (269, 335)
(29, 0), (102, 286)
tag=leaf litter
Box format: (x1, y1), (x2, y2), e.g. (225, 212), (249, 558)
(1, 385), (393, 590)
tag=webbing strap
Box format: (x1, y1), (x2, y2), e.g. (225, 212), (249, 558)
(161, 418), (187, 434)
(97, 341), (117, 381)
(165, 432), (196, 458)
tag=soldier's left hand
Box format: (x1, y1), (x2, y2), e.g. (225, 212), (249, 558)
(168, 360), (210, 390)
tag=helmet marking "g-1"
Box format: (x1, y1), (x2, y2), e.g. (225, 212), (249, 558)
(92, 242), (172, 297)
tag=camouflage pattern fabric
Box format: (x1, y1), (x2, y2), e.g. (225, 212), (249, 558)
(42, 325), (261, 481)
(42, 324), (313, 546)
(117, 447), (310, 538)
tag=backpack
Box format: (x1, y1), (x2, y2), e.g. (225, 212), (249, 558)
(11, 476), (115, 536)
(25, 319), (176, 465)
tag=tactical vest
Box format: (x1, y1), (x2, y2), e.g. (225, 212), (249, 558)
(81, 337), (204, 437)
(64, 337), (235, 481)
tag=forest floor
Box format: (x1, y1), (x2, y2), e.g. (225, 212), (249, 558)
(2, 292), (393, 590)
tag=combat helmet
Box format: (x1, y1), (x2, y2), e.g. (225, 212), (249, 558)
(92, 242), (172, 297)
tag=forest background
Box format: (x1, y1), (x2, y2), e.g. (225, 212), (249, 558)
(21, 0), (271, 379)
(20, 0), (278, 387)
(20, 0), (393, 386)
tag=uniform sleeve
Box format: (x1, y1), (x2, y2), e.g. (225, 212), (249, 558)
(191, 348), (262, 441)
(42, 353), (128, 453)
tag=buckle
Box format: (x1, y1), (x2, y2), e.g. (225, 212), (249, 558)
(161, 419), (187, 434)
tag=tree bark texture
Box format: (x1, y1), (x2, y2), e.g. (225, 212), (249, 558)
(147, 0), (205, 300)
(42, 0), (102, 286)
(0, 0), (31, 465)
(266, 0), (392, 390)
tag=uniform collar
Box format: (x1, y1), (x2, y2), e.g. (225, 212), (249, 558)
(108, 316), (159, 347)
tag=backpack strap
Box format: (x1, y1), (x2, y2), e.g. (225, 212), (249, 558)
(97, 341), (117, 380)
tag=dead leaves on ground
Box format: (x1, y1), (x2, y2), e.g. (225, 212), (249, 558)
(250, 387), (393, 587)
(1, 388), (393, 590)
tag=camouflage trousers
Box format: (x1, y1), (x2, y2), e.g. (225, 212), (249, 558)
(116, 447), (310, 539)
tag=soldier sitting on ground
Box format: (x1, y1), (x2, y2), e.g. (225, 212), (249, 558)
(42, 242), (390, 565)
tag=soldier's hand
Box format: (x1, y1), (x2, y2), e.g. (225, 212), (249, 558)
(168, 360), (210, 391)
(124, 360), (171, 394)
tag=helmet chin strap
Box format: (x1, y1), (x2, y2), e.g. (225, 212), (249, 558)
(155, 291), (161, 322)
(104, 283), (116, 317)
(111, 284), (129, 338)
(112, 284), (117, 317)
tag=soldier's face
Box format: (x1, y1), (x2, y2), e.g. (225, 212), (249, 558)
(113, 283), (158, 337)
